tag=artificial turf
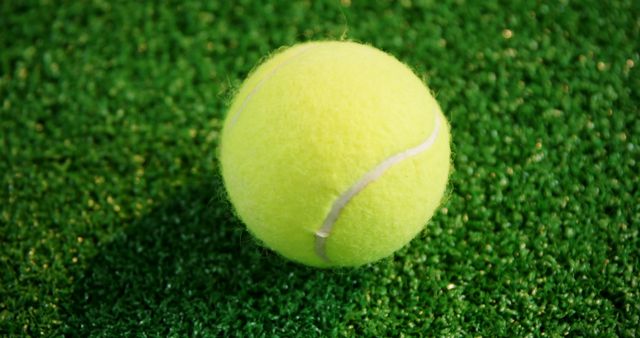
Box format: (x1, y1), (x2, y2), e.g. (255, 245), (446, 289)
(1, 0), (639, 336)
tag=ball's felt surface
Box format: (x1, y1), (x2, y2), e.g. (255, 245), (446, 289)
(219, 41), (451, 267)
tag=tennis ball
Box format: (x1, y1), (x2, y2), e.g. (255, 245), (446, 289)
(219, 41), (450, 267)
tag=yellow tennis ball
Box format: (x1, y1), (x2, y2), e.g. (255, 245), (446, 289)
(219, 41), (451, 267)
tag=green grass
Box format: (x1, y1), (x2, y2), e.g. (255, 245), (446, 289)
(1, 0), (639, 336)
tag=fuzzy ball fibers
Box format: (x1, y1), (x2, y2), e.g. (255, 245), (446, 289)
(219, 41), (450, 268)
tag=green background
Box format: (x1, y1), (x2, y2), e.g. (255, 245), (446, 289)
(1, 0), (639, 336)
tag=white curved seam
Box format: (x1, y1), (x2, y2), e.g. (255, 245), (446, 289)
(314, 113), (442, 262)
(228, 46), (316, 128)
